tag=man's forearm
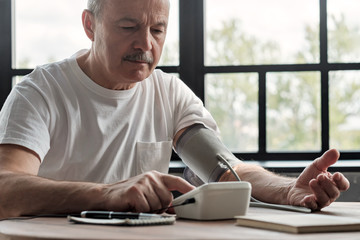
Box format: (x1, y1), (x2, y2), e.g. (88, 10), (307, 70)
(219, 162), (295, 205)
(0, 171), (105, 219)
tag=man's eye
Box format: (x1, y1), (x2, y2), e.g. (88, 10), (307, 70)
(152, 29), (164, 34)
(122, 26), (135, 30)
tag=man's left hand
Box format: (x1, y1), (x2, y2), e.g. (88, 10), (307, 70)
(287, 149), (350, 210)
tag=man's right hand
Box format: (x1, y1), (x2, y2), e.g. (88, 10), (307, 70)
(102, 171), (195, 213)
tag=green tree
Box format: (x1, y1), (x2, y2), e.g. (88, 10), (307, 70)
(206, 14), (360, 152)
(206, 19), (279, 151)
(328, 14), (360, 150)
(158, 41), (179, 66)
(207, 19), (280, 65)
(328, 14), (360, 63)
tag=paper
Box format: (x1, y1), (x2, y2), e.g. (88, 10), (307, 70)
(68, 215), (176, 226)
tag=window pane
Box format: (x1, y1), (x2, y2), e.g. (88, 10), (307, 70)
(205, 0), (319, 66)
(329, 71), (360, 150)
(158, 0), (179, 66)
(14, 0), (179, 68)
(266, 72), (321, 152)
(328, 0), (360, 63)
(12, 76), (23, 87)
(205, 73), (258, 152)
(14, 0), (89, 68)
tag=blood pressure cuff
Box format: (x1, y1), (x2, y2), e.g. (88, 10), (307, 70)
(176, 124), (241, 185)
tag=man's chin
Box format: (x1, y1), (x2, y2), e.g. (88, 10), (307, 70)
(123, 70), (152, 83)
(115, 63), (155, 82)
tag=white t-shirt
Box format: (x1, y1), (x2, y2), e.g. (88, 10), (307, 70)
(0, 52), (218, 184)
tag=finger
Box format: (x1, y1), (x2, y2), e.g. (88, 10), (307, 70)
(301, 195), (318, 210)
(333, 172), (350, 191)
(317, 174), (340, 202)
(151, 182), (174, 213)
(166, 208), (176, 214)
(309, 177), (331, 208)
(129, 188), (151, 213)
(138, 172), (173, 212)
(313, 149), (339, 172)
(142, 187), (165, 213)
(161, 174), (195, 194)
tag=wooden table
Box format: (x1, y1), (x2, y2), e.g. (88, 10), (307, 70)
(0, 202), (359, 240)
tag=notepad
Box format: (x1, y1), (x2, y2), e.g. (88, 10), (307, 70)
(235, 214), (360, 234)
(68, 215), (176, 226)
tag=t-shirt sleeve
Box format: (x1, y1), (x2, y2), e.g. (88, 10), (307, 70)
(0, 82), (50, 160)
(171, 77), (219, 135)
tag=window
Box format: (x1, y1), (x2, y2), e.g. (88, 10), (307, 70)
(329, 70), (360, 151)
(1, 0), (360, 161)
(179, 0), (360, 161)
(266, 72), (321, 152)
(327, 0), (360, 63)
(205, 0), (319, 65)
(14, 0), (89, 69)
(205, 73), (259, 152)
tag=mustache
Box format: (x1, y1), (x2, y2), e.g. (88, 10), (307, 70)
(123, 52), (154, 64)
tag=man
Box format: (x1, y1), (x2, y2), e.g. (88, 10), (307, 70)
(0, 0), (349, 219)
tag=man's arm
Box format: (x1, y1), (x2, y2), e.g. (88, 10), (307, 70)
(174, 125), (350, 210)
(0, 144), (194, 219)
(219, 149), (350, 210)
(218, 161), (294, 204)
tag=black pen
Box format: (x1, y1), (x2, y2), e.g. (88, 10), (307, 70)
(80, 211), (163, 219)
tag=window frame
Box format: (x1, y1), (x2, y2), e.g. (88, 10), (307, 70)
(1, 0), (360, 161)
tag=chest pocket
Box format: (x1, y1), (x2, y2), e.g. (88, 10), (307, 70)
(135, 141), (173, 175)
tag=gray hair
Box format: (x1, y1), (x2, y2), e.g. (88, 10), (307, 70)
(87, 0), (170, 18)
(87, 0), (104, 17)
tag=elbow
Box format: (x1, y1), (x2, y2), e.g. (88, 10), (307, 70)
(0, 195), (22, 220)
(0, 173), (23, 219)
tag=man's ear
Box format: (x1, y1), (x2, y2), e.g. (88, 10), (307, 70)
(82, 10), (95, 41)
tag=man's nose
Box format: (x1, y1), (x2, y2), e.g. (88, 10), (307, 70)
(133, 29), (153, 52)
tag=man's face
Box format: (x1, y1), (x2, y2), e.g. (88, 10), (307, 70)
(91, 0), (169, 86)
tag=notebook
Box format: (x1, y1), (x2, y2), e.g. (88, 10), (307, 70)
(235, 214), (360, 234)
